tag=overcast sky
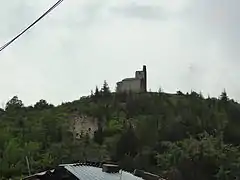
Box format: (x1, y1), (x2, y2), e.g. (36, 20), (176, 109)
(0, 0), (239, 106)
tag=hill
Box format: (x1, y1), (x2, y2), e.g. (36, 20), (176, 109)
(0, 83), (240, 179)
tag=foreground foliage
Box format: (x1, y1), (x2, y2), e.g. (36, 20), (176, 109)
(0, 84), (240, 179)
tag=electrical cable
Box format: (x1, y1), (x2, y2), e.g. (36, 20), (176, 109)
(0, 0), (64, 52)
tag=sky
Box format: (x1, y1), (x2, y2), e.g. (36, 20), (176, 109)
(0, 0), (239, 106)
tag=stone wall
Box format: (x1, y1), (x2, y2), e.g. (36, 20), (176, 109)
(116, 65), (147, 93)
(70, 115), (98, 139)
(117, 78), (142, 93)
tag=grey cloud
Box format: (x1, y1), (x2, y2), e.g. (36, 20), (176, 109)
(112, 2), (167, 20)
(0, 2), (37, 38)
(48, 0), (110, 29)
(184, 0), (240, 92)
(185, 0), (240, 62)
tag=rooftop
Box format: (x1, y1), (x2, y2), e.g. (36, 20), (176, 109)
(118, 77), (140, 82)
(23, 163), (149, 180)
(62, 164), (143, 180)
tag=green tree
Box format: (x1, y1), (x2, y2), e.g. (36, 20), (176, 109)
(115, 125), (139, 160)
(101, 80), (111, 96)
(2, 84), (240, 179)
(34, 100), (54, 110)
(177, 90), (184, 95)
(156, 133), (240, 180)
(220, 89), (229, 102)
(0, 138), (24, 179)
(94, 127), (104, 145)
(5, 96), (23, 111)
(94, 86), (100, 97)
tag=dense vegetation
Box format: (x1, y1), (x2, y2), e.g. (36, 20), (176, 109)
(1, 81), (240, 179)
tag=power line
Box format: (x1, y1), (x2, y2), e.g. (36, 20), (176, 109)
(0, 0), (64, 52)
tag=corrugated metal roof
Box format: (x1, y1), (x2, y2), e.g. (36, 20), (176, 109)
(62, 164), (143, 180)
(23, 169), (55, 179)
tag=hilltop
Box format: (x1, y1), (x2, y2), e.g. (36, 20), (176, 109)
(0, 83), (240, 179)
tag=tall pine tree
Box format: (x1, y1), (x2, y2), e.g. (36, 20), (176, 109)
(101, 80), (111, 96)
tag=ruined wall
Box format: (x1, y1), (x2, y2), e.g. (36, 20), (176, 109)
(70, 115), (98, 139)
(116, 65), (147, 93)
(117, 78), (142, 93)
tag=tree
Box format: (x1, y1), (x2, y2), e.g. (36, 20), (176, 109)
(90, 90), (94, 97)
(199, 91), (204, 99)
(220, 89), (229, 102)
(101, 80), (111, 96)
(94, 86), (100, 97)
(190, 90), (200, 98)
(177, 90), (184, 95)
(0, 138), (24, 179)
(5, 96), (23, 111)
(3, 84), (240, 179)
(0, 108), (4, 117)
(115, 125), (139, 160)
(156, 133), (240, 180)
(158, 87), (163, 93)
(34, 99), (54, 110)
(94, 127), (104, 145)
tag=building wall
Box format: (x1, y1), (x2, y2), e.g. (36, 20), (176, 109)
(117, 79), (142, 93)
(135, 71), (144, 79)
(70, 115), (98, 139)
(116, 65), (147, 93)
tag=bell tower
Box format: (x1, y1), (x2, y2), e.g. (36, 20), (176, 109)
(143, 65), (147, 92)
